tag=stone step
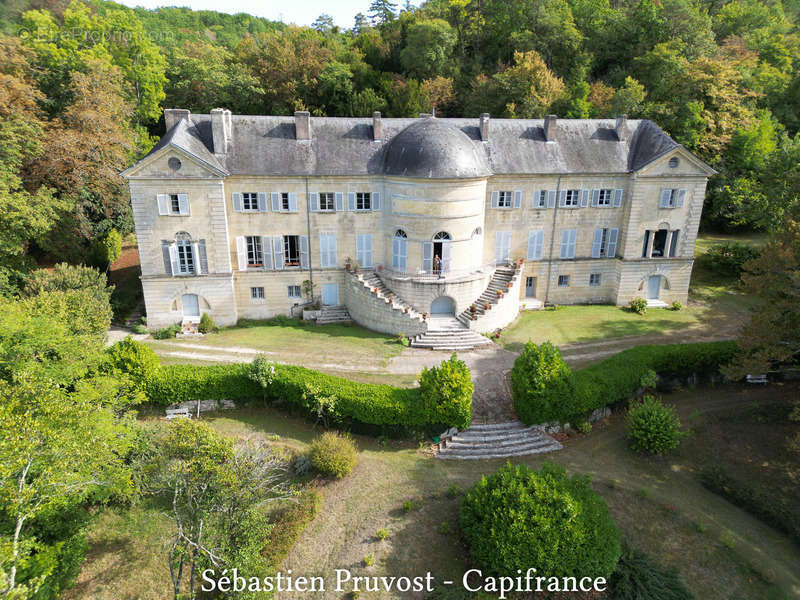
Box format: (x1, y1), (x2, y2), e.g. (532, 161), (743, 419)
(436, 419), (562, 460)
(453, 429), (543, 443)
(437, 440), (562, 460)
(467, 421), (529, 432)
(444, 437), (557, 454)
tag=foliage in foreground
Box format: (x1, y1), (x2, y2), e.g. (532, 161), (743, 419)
(627, 396), (686, 454)
(512, 341), (737, 425)
(418, 353), (474, 431)
(608, 544), (693, 600)
(308, 432), (358, 478)
(460, 462), (621, 579)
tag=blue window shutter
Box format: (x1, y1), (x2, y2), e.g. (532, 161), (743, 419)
(289, 193), (298, 212)
(257, 192), (267, 212)
(546, 190), (556, 208)
(591, 189), (599, 207)
(347, 192), (356, 211)
(613, 189), (623, 207)
(335, 192), (344, 211)
(309, 193), (318, 212)
(372, 192), (381, 211)
(490, 191), (499, 208)
(591, 229), (603, 258)
(580, 189), (589, 208)
(271, 192), (281, 212)
(232, 193), (243, 212)
(513, 190), (522, 209)
(676, 189), (686, 208)
(607, 228), (619, 257)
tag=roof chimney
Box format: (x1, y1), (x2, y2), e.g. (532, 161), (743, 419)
(372, 111), (382, 141)
(615, 114), (628, 142)
(164, 108), (190, 132)
(210, 108), (232, 154)
(294, 111), (311, 141)
(479, 113), (490, 142)
(544, 114), (558, 142)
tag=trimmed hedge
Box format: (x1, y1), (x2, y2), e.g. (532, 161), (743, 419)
(144, 360), (472, 430)
(513, 341), (737, 425)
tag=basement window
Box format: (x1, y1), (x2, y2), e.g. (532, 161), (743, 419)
(558, 275), (570, 287)
(589, 273), (601, 287)
(251, 287), (265, 300)
(288, 285), (301, 298)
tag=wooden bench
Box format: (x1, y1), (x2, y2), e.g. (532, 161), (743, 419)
(746, 374), (768, 384)
(165, 407), (191, 420)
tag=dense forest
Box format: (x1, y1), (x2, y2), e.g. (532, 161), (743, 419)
(1, 0), (799, 287)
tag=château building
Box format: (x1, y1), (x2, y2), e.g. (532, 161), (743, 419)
(122, 109), (715, 340)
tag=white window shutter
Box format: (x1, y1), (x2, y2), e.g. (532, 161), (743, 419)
(235, 236), (247, 271)
(531, 190), (539, 209)
(257, 192), (267, 212)
(494, 231), (506, 263)
(289, 193), (298, 212)
(232, 193), (243, 212)
(271, 192), (281, 212)
(191, 241), (201, 274)
(441, 240), (451, 273)
(347, 192), (356, 211)
(157, 194), (169, 215)
(330, 234), (338, 267)
(262, 236), (273, 269)
(534, 230), (543, 259)
(591, 228), (603, 258)
(372, 192), (381, 211)
(559, 190), (567, 207)
(169, 243), (179, 275)
(591, 189), (599, 207)
(607, 228), (619, 257)
(491, 191), (499, 208)
(547, 190), (556, 208)
(161, 242), (172, 275)
(309, 193), (318, 212)
(580, 189), (589, 208)
(198, 240), (208, 273)
(422, 241), (433, 272)
(569, 230), (577, 258)
(335, 192), (344, 211)
(273, 237), (284, 270)
(366, 234), (374, 267)
(676, 189), (686, 208)
(300, 235), (309, 269)
(613, 189), (623, 207)
(513, 190), (522, 209)
(178, 194), (190, 215)
(527, 231), (536, 260)
(660, 189), (672, 209)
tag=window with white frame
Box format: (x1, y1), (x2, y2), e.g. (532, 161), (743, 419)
(158, 193), (190, 216)
(560, 229), (577, 259)
(281, 193), (290, 211)
(564, 189), (580, 207)
(558, 275), (570, 287)
(589, 273), (601, 287)
(288, 285), (301, 299)
(497, 191), (512, 208)
(659, 188), (686, 209)
(251, 286), (265, 300)
(597, 189), (613, 206)
(356, 192), (372, 211)
(242, 193), (259, 211)
(245, 235), (263, 267)
(591, 228), (619, 258)
(532, 190), (547, 209)
(356, 233), (373, 267)
(320, 233), (337, 268)
(170, 194), (181, 214)
(319, 192), (335, 211)
(284, 235), (301, 267)
(392, 229), (408, 271)
(175, 232), (194, 274)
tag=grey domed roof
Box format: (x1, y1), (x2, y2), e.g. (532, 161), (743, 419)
(382, 119), (491, 179)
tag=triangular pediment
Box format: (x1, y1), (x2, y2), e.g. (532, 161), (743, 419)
(635, 146), (716, 178)
(122, 144), (227, 179)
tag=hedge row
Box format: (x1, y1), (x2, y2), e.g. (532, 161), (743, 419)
(513, 341), (737, 425)
(144, 360), (472, 430)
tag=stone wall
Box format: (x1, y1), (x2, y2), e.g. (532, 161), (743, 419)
(380, 269), (492, 316)
(342, 273), (428, 336)
(466, 267), (523, 333)
(141, 274), (238, 329)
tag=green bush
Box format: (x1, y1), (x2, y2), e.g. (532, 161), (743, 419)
(460, 462), (621, 578)
(418, 353), (474, 430)
(131, 323), (148, 334)
(703, 242), (760, 278)
(629, 297), (648, 315)
(626, 396), (686, 454)
(670, 301), (683, 311)
(609, 544), (692, 599)
(511, 341), (571, 425)
(308, 432), (357, 478)
(198, 312), (216, 334)
(103, 338), (160, 390)
(512, 341), (736, 425)
(152, 323), (180, 339)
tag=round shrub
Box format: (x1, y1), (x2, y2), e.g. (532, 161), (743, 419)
(308, 432), (357, 478)
(419, 353), (473, 429)
(198, 312), (216, 334)
(460, 462), (621, 579)
(511, 341), (571, 424)
(626, 395), (685, 454)
(609, 545), (692, 599)
(104, 337), (160, 390)
(629, 298), (647, 315)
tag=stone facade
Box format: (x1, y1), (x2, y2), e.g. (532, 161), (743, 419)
(123, 110), (715, 332)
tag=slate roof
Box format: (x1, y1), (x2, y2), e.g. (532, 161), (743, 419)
(133, 113), (689, 178)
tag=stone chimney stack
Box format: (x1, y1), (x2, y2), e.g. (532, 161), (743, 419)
(294, 111), (311, 141)
(164, 108), (190, 132)
(372, 111), (383, 141)
(210, 108), (232, 154)
(544, 114), (558, 142)
(615, 114), (628, 142)
(479, 113), (490, 142)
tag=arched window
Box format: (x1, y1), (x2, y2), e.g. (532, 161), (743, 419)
(433, 231), (451, 240)
(175, 231), (195, 274)
(392, 229), (408, 271)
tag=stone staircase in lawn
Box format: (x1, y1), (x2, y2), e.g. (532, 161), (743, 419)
(436, 421), (563, 460)
(316, 305), (352, 325)
(360, 271), (423, 320)
(456, 266), (518, 327)
(411, 317), (493, 351)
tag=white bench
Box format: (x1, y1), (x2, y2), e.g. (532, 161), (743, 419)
(166, 407), (191, 420)
(746, 374), (768, 384)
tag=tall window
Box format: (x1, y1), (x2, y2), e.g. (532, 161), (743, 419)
(592, 228), (619, 258)
(284, 235), (300, 266)
(242, 193), (258, 211)
(356, 234), (373, 268)
(170, 194), (181, 214)
(246, 235), (263, 267)
(176, 232), (194, 274)
(669, 230), (680, 257)
(497, 191), (512, 208)
(320, 233), (337, 268)
(597, 189), (612, 206)
(281, 192), (290, 211)
(560, 229), (577, 259)
(356, 192), (372, 210)
(392, 229), (408, 271)
(319, 192), (335, 211)
(564, 190), (580, 207)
